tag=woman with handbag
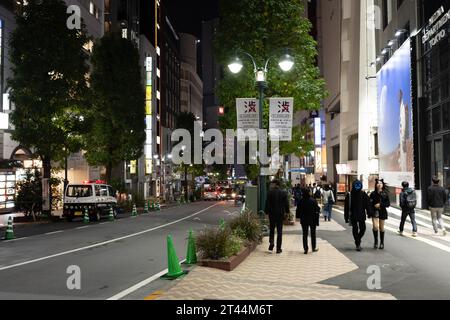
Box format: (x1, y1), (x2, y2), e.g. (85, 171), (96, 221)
(369, 179), (391, 250)
(296, 189), (321, 254)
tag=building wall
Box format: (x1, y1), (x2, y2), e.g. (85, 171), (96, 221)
(180, 33), (203, 122)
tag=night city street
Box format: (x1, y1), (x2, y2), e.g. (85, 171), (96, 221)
(0, 0), (450, 309)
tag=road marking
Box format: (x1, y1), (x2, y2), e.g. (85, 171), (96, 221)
(333, 208), (450, 253)
(0, 203), (219, 272)
(75, 226), (89, 230)
(99, 223), (108, 225)
(107, 260), (186, 300)
(4, 237), (28, 242)
(144, 291), (164, 300)
(45, 231), (63, 235)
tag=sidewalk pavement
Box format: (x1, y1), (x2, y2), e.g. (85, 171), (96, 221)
(154, 222), (395, 300)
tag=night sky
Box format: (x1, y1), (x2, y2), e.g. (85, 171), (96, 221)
(141, 0), (219, 40)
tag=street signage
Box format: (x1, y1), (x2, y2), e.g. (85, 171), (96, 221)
(236, 98), (259, 141)
(269, 98), (294, 141)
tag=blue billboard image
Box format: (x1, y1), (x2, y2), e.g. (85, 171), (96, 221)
(377, 40), (415, 188)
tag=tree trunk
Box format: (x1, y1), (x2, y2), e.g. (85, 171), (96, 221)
(42, 157), (52, 216)
(106, 163), (112, 184)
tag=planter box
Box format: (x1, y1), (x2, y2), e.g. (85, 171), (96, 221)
(198, 242), (258, 272)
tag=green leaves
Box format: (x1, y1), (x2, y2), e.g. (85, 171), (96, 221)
(214, 0), (327, 172)
(9, 0), (89, 175)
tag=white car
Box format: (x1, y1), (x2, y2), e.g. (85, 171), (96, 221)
(63, 180), (118, 222)
(204, 187), (219, 201)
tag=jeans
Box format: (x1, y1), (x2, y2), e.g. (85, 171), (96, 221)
(269, 219), (283, 250)
(301, 224), (317, 251)
(399, 210), (418, 233)
(323, 203), (332, 220)
(430, 207), (446, 233)
(352, 220), (366, 246)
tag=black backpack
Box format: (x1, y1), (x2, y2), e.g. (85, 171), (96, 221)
(405, 190), (417, 209)
(314, 188), (321, 199)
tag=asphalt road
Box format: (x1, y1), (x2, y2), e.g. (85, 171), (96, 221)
(0, 201), (240, 300)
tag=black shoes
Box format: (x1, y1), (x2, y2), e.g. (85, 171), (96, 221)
(313, 248), (319, 253)
(379, 244), (384, 250)
(269, 244), (274, 252)
(276, 249), (283, 254)
(356, 246), (362, 252)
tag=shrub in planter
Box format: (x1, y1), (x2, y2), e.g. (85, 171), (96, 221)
(196, 227), (243, 260)
(229, 208), (263, 244)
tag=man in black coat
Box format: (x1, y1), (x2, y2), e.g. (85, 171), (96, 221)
(296, 189), (321, 254)
(265, 180), (290, 254)
(344, 180), (371, 251)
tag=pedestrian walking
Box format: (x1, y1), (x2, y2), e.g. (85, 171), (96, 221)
(369, 179), (391, 250)
(398, 181), (418, 237)
(296, 189), (320, 254)
(293, 184), (302, 207)
(265, 180), (290, 254)
(427, 176), (447, 236)
(321, 184), (335, 222)
(344, 180), (371, 252)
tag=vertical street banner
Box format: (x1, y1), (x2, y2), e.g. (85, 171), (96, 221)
(269, 98), (294, 141)
(236, 98), (259, 141)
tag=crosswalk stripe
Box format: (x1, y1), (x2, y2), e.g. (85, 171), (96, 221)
(333, 208), (450, 253)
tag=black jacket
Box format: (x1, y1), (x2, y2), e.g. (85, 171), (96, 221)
(344, 191), (370, 223)
(296, 198), (320, 226)
(369, 191), (390, 220)
(265, 188), (290, 221)
(427, 185), (447, 208)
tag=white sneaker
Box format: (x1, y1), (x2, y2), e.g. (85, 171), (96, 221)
(412, 232), (417, 237)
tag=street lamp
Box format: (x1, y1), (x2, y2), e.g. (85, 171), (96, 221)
(227, 49), (295, 218)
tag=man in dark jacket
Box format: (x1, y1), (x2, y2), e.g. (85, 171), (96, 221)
(344, 180), (370, 251)
(398, 181), (418, 237)
(428, 176), (447, 235)
(296, 189), (320, 254)
(265, 180), (290, 254)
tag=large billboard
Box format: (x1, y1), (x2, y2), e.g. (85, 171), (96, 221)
(377, 40), (415, 188)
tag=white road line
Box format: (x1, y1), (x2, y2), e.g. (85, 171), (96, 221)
(333, 208), (450, 253)
(75, 226), (89, 230)
(0, 203), (219, 272)
(5, 237), (28, 242)
(45, 231), (63, 235)
(107, 259), (187, 300)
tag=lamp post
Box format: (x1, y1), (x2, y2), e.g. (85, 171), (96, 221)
(228, 50), (294, 217)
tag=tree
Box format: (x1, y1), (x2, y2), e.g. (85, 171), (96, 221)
(84, 32), (146, 182)
(9, 0), (90, 212)
(214, 0), (326, 175)
(15, 168), (43, 221)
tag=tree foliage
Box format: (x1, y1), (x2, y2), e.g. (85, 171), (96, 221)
(214, 0), (326, 159)
(8, 0), (90, 180)
(84, 32), (146, 182)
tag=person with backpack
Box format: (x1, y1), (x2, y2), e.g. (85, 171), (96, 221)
(427, 176), (447, 236)
(369, 179), (391, 250)
(344, 180), (371, 252)
(296, 189), (321, 254)
(321, 184), (335, 222)
(398, 181), (418, 237)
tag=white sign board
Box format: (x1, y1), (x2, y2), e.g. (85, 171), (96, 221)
(269, 98), (294, 141)
(236, 98), (259, 141)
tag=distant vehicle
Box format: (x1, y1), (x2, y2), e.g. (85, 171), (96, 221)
(204, 187), (219, 201)
(63, 180), (118, 222)
(219, 187), (236, 201)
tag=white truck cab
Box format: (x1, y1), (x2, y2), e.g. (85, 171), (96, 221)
(63, 180), (118, 221)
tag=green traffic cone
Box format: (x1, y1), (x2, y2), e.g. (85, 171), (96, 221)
(163, 235), (186, 279)
(4, 216), (14, 240)
(151, 201), (155, 211)
(83, 207), (90, 223)
(185, 230), (197, 265)
(108, 207), (115, 222)
(132, 204), (138, 216)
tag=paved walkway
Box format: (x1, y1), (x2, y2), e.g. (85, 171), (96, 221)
(156, 222), (395, 300)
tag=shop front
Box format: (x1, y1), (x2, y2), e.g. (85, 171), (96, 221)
(420, 0), (450, 213)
